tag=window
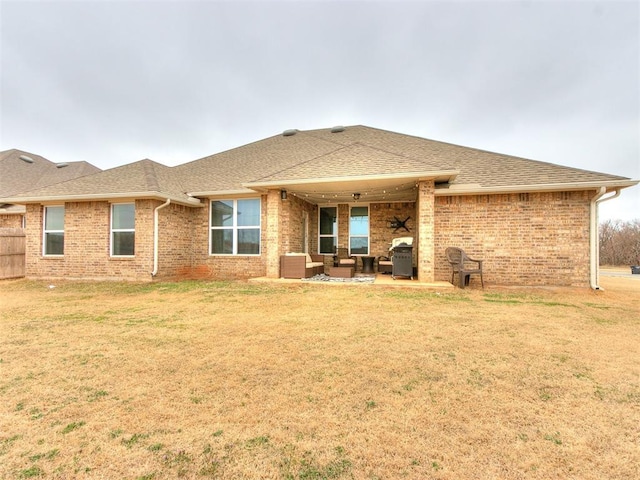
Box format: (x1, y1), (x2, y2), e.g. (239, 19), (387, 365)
(210, 199), (261, 255)
(349, 205), (369, 255)
(111, 203), (135, 256)
(43, 206), (64, 255)
(318, 206), (337, 254)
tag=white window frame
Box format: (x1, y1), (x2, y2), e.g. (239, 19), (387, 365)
(318, 205), (338, 255)
(110, 203), (135, 257)
(43, 205), (65, 256)
(349, 204), (370, 256)
(209, 198), (261, 256)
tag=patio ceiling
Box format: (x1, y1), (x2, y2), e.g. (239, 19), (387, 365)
(244, 171), (458, 205)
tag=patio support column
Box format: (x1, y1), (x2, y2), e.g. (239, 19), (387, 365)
(417, 180), (435, 282)
(265, 189), (282, 278)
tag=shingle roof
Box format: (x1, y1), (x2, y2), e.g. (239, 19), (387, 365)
(0, 126), (635, 206)
(6, 159), (200, 206)
(252, 142), (453, 182)
(0, 149), (101, 198)
(178, 126), (631, 192)
(280, 126), (630, 187)
(172, 129), (351, 193)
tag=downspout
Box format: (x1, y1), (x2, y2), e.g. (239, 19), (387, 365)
(589, 187), (620, 290)
(151, 199), (171, 277)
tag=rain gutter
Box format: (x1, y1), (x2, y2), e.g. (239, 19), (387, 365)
(0, 192), (203, 207)
(589, 187), (621, 290)
(434, 179), (638, 196)
(151, 199), (171, 277)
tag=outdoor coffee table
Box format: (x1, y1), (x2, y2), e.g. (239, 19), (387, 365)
(328, 266), (354, 278)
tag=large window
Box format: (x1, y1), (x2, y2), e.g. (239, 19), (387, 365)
(349, 205), (369, 255)
(43, 206), (64, 256)
(319, 206), (337, 254)
(111, 203), (135, 256)
(210, 199), (261, 255)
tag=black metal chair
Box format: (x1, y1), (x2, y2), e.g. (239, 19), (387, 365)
(445, 247), (484, 288)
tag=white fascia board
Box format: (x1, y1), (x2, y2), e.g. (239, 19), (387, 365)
(187, 189), (257, 197)
(0, 192), (203, 207)
(434, 179), (639, 196)
(243, 170), (460, 190)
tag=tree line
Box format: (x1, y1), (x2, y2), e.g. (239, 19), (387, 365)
(599, 219), (640, 266)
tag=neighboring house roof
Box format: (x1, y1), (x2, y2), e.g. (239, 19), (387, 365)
(0, 126), (636, 206)
(0, 149), (101, 213)
(0, 149), (101, 197)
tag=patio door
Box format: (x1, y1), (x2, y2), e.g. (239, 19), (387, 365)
(302, 211), (309, 253)
(319, 206), (337, 254)
(349, 205), (369, 255)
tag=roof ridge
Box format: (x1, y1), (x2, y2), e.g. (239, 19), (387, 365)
(140, 159), (162, 191)
(349, 126), (630, 178)
(0, 148), (52, 163)
(248, 127), (394, 179)
(251, 142), (354, 182)
(177, 132), (286, 169)
(347, 140), (449, 169)
(250, 138), (452, 183)
(139, 158), (191, 197)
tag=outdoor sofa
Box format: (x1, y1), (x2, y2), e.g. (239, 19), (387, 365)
(280, 253), (325, 279)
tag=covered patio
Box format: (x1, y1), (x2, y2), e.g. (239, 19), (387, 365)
(248, 168), (458, 284)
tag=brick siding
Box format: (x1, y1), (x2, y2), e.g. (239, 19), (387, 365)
(369, 202), (416, 259)
(21, 189), (594, 286)
(25, 201), (154, 280)
(0, 214), (23, 228)
(281, 193), (318, 255)
(417, 180), (435, 282)
(155, 202), (196, 278)
(434, 191), (592, 287)
(169, 197), (268, 280)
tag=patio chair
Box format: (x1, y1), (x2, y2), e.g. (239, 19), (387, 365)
(334, 247), (356, 274)
(445, 247), (484, 289)
(377, 255), (393, 274)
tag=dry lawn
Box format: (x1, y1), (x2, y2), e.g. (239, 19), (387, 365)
(1, 276), (639, 479)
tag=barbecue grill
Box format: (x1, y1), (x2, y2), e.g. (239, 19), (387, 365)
(390, 237), (413, 280)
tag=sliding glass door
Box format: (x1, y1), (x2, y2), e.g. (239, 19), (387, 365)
(349, 206), (369, 255)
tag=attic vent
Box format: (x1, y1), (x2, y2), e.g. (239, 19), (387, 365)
(282, 129), (298, 137)
(56, 163), (69, 168)
(19, 155), (34, 163)
(330, 126), (345, 133)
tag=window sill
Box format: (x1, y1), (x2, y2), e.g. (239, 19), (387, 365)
(208, 254), (261, 257)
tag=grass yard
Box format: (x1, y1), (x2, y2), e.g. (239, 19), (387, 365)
(0, 276), (638, 479)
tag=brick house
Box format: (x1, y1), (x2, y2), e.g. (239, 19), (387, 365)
(1, 126), (637, 287)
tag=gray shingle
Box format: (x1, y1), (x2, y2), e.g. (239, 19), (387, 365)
(1, 126), (633, 205)
(0, 149), (101, 197)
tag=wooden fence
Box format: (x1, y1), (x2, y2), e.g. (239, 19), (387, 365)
(0, 228), (26, 279)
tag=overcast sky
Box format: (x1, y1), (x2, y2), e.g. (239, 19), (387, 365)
(1, 0), (638, 220)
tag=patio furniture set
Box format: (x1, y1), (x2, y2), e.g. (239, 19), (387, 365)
(280, 241), (484, 289)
